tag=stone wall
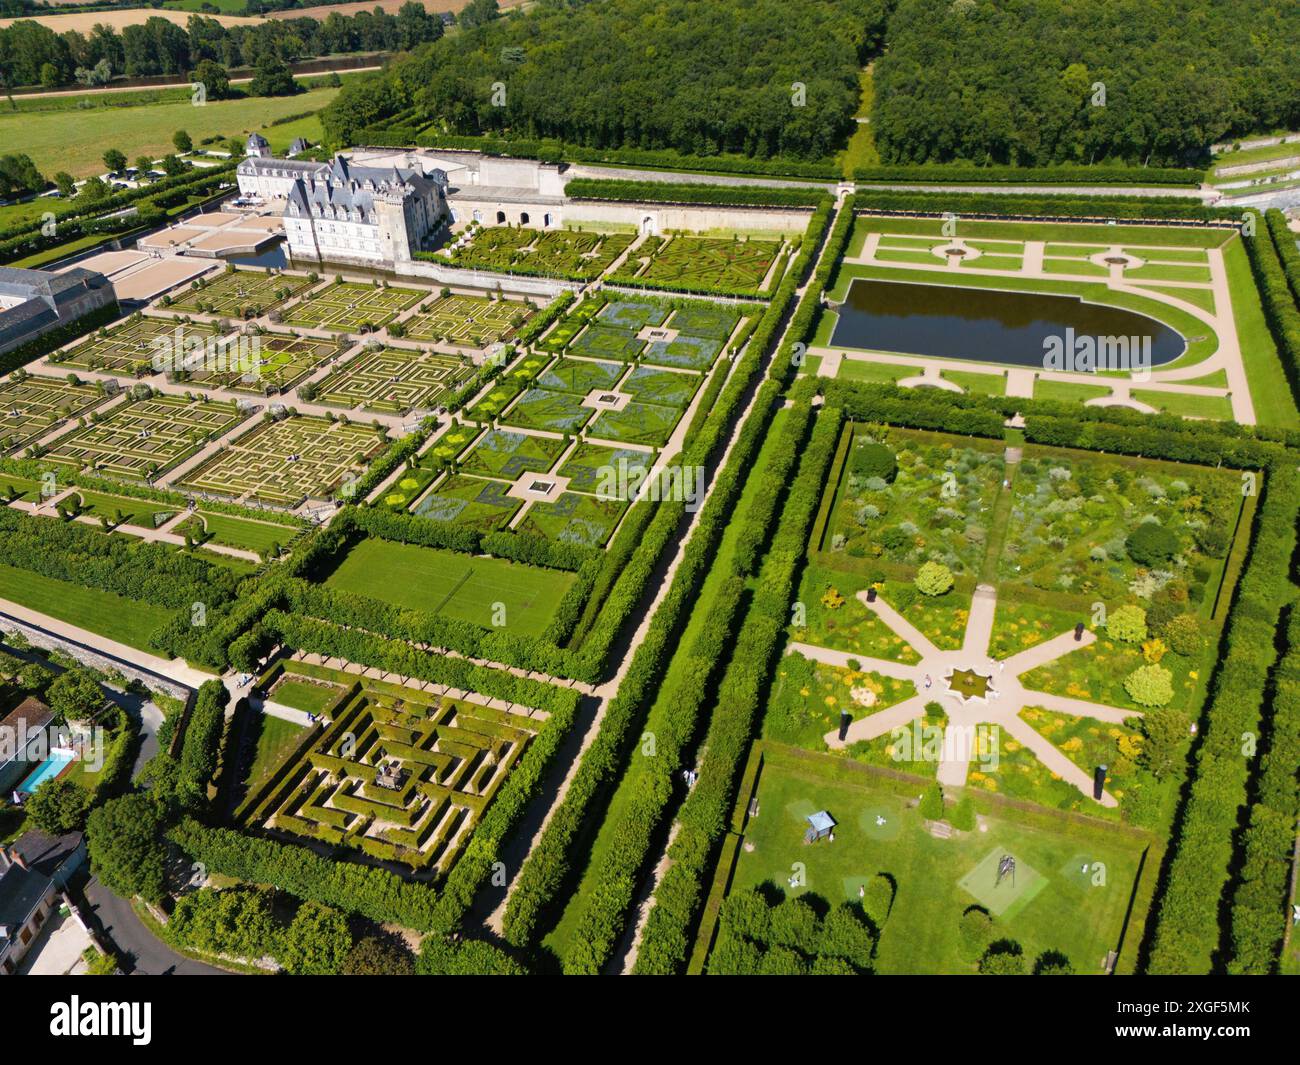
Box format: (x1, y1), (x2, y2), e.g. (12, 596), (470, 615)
(0, 612), (193, 702)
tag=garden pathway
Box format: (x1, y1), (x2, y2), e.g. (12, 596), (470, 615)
(811, 585), (1142, 808)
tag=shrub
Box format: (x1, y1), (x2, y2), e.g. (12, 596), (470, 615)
(1162, 613), (1205, 657)
(1106, 604), (1148, 644)
(919, 782), (945, 820)
(950, 796), (976, 831)
(25, 777), (91, 834)
(1124, 664), (1174, 707)
(915, 561), (954, 597)
(959, 907), (993, 961)
(979, 940), (1026, 974)
(852, 441), (897, 483)
(861, 874), (894, 928)
(1126, 522), (1180, 567)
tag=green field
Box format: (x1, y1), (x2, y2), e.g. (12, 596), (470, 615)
(0, 87), (342, 180)
(724, 749), (1154, 974)
(195, 510), (299, 555)
(0, 562), (171, 651)
(322, 536), (576, 637)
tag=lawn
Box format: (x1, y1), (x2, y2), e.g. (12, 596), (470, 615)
(0, 87), (341, 179)
(725, 748), (1155, 974)
(271, 679), (341, 715)
(195, 510), (298, 555)
(1222, 236), (1299, 429)
(322, 536), (576, 637)
(0, 562), (171, 652)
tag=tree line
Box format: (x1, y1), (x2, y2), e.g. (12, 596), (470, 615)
(0, 4), (443, 88)
(872, 0), (1300, 166)
(324, 0), (891, 160)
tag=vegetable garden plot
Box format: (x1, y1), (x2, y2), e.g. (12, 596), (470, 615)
(620, 365), (700, 407)
(642, 332), (724, 370)
(460, 428), (566, 479)
(501, 387), (594, 434)
(569, 324), (645, 361)
(402, 293), (531, 346)
(536, 356), (624, 395)
(518, 490), (628, 546)
(413, 473), (521, 532)
(598, 300), (669, 330)
(589, 400), (680, 447)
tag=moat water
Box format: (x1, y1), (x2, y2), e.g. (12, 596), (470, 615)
(830, 278), (1187, 369)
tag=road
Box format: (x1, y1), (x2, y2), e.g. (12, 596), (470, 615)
(82, 878), (228, 976)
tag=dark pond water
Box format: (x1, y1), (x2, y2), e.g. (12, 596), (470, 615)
(830, 279), (1186, 370)
(228, 239), (289, 269)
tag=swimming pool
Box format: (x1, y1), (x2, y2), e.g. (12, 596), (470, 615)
(18, 749), (75, 795)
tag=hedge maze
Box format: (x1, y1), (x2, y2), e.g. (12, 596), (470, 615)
(43, 395), (244, 480)
(0, 374), (106, 452)
(178, 415), (385, 506)
(313, 346), (474, 414)
(449, 226), (635, 280)
(283, 282), (425, 332)
(50, 316), (228, 376)
(163, 269), (316, 318)
(254, 685), (540, 873)
(402, 294), (531, 346)
(616, 235), (781, 292)
(187, 333), (341, 395)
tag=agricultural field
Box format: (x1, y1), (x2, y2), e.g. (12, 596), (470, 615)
(160, 269), (317, 318)
(282, 281), (425, 332)
(0, 373), (107, 452)
(401, 293), (533, 346)
(250, 683), (541, 873)
(42, 394), (245, 480)
(178, 414), (385, 506)
(447, 226), (634, 280)
(614, 235), (782, 293)
(312, 346), (474, 413)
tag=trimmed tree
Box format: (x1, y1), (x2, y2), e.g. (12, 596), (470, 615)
(1106, 603), (1148, 644)
(1124, 664), (1174, 707)
(915, 560), (954, 597)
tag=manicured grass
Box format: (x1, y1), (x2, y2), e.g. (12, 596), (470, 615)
(942, 369), (1006, 396)
(0, 87), (341, 179)
(196, 511), (297, 555)
(0, 562), (171, 651)
(72, 489), (176, 528)
(1132, 389), (1234, 421)
(834, 359), (912, 384)
(1032, 379), (1113, 404)
(853, 214), (1234, 249)
(322, 536), (575, 637)
(1222, 236), (1300, 429)
(240, 713), (309, 799)
(271, 679), (340, 714)
(726, 750), (1154, 974)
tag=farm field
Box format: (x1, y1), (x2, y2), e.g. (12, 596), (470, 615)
(322, 536), (575, 637)
(178, 414), (384, 506)
(0, 86), (341, 179)
(42, 395), (245, 480)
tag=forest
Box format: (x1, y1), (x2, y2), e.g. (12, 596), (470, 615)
(0, 4), (443, 87)
(872, 0), (1300, 166)
(321, 0), (1300, 170)
(324, 0), (891, 160)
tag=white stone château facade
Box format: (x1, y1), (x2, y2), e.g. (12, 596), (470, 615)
(237, 139), (449, 267)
